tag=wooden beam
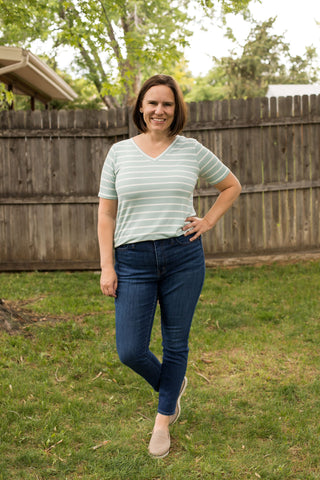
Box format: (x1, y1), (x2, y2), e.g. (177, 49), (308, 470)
(0, 195), (99, 205)
(194, 180), (320, 197)
(0, 126), (128, 138)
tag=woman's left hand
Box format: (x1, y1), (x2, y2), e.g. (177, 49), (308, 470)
(182, 216), (211, 241)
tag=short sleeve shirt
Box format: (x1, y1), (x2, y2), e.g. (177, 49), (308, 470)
(98, 135), (230, 247)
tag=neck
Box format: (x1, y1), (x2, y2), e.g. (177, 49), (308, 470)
(144, 131), (174, 144)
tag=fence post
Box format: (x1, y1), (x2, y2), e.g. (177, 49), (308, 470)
(128, 106), (139, 137)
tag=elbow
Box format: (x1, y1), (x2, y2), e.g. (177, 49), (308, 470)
(236, 180), (242, 197)
(232, 177), (242, 199)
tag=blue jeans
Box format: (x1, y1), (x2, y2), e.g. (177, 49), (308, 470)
(114, 235), (205, 416)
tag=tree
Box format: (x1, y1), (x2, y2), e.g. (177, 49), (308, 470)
(185, 67), (227, 102)
(0, 83), (14, 110)
(286, 47), (319, 85)
(185, 17), (320, 102)
(0, 0), (252, 108)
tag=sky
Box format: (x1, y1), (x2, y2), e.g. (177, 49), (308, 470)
(185, 0), (320, 76)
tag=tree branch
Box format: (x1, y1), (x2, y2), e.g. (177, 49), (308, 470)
(57, 2), (119, 108)
(97, 0), (124, 65)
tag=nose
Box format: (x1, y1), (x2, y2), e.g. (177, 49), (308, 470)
(155, 103), (164, 115)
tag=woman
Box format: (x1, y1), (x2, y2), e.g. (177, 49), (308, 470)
(98, 74), (241, 458)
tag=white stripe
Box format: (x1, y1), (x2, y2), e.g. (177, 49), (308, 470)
(118, 195), (192, 201)
(205, 163), (225, 178)
(118, 174), (196, 181)
(116, 186), (193, 194)
(117, 216), (186, 224)
(119, 202), (189, 209)
(118, 165), (198, 172)
(117, 224), (185, 232)
(199, 153), (214, 168)
(117, 211), (187, 220)
(117, 181), (195, 189)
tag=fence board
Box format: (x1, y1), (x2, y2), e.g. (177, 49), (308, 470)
(1, 96), (320, 270)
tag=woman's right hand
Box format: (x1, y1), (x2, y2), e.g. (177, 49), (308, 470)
(100, 266), (118, 298)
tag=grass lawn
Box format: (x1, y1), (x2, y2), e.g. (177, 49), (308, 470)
(0, 261), (320, 479)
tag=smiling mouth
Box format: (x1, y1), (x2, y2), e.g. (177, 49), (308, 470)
(151, 118), (166, 123)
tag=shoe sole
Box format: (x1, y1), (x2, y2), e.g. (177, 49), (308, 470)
(149, 449), (170, 459)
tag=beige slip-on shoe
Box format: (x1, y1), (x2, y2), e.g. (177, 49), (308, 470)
(169, 376), (188, 426)
(148, 429), (170, 458)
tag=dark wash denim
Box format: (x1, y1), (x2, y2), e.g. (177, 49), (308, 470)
(114, 235), (205, 415)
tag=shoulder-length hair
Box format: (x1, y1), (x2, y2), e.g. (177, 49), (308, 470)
(132, 74), (187, 136)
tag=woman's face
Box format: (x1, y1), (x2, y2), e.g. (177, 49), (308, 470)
(140, 85), (175, 135)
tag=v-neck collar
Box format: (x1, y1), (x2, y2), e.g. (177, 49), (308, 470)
(131, 136), (179, 161)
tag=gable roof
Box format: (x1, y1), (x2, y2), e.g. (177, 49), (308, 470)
(266, 84), (320, 98)
(0, 46), (77, 104)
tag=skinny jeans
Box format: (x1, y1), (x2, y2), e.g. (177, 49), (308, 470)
(114, 234), (205, 416)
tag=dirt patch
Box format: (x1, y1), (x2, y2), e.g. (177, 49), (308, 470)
(205, 250), (320, 268)
(0, 298), (54, 334)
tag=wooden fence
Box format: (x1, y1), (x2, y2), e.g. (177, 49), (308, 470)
(0, 95), (320, 270)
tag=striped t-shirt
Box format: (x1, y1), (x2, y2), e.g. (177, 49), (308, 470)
(98, 135), (230, 247)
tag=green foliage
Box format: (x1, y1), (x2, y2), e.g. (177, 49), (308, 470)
(287, 46), (319, 84)
(186, 17), (320, 102)
(224, 17), (289, 97)
(185, 67), (228, 102)
(0, 0), (53, 45)
(50, 74), (106, 110)
(0, 83), (14, 110)
(0, 0), (253, 108)
(199, 0), (253, 15)
(168, 59), (195, 97)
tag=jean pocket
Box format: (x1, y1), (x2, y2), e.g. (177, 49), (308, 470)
(175, 234), (201, 245)
(116, 244), (130, 251)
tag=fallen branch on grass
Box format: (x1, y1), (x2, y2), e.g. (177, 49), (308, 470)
(91, 371), (103, 382)
(91, 440), (110, 450)
(194, 371), (210, 383)
(45, 439), (63, 452)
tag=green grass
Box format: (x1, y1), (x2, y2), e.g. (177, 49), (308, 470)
(0, 263), (320, 479)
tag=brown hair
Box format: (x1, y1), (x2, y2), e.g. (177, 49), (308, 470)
(132, 74), (187, 136)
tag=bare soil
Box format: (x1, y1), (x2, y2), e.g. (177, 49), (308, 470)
(0, 299), (52, 333)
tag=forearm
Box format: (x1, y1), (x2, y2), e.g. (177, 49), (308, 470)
(98, 202), (118, 297)
(98, 214), (115, 268)
(97, 198), (117, 269)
